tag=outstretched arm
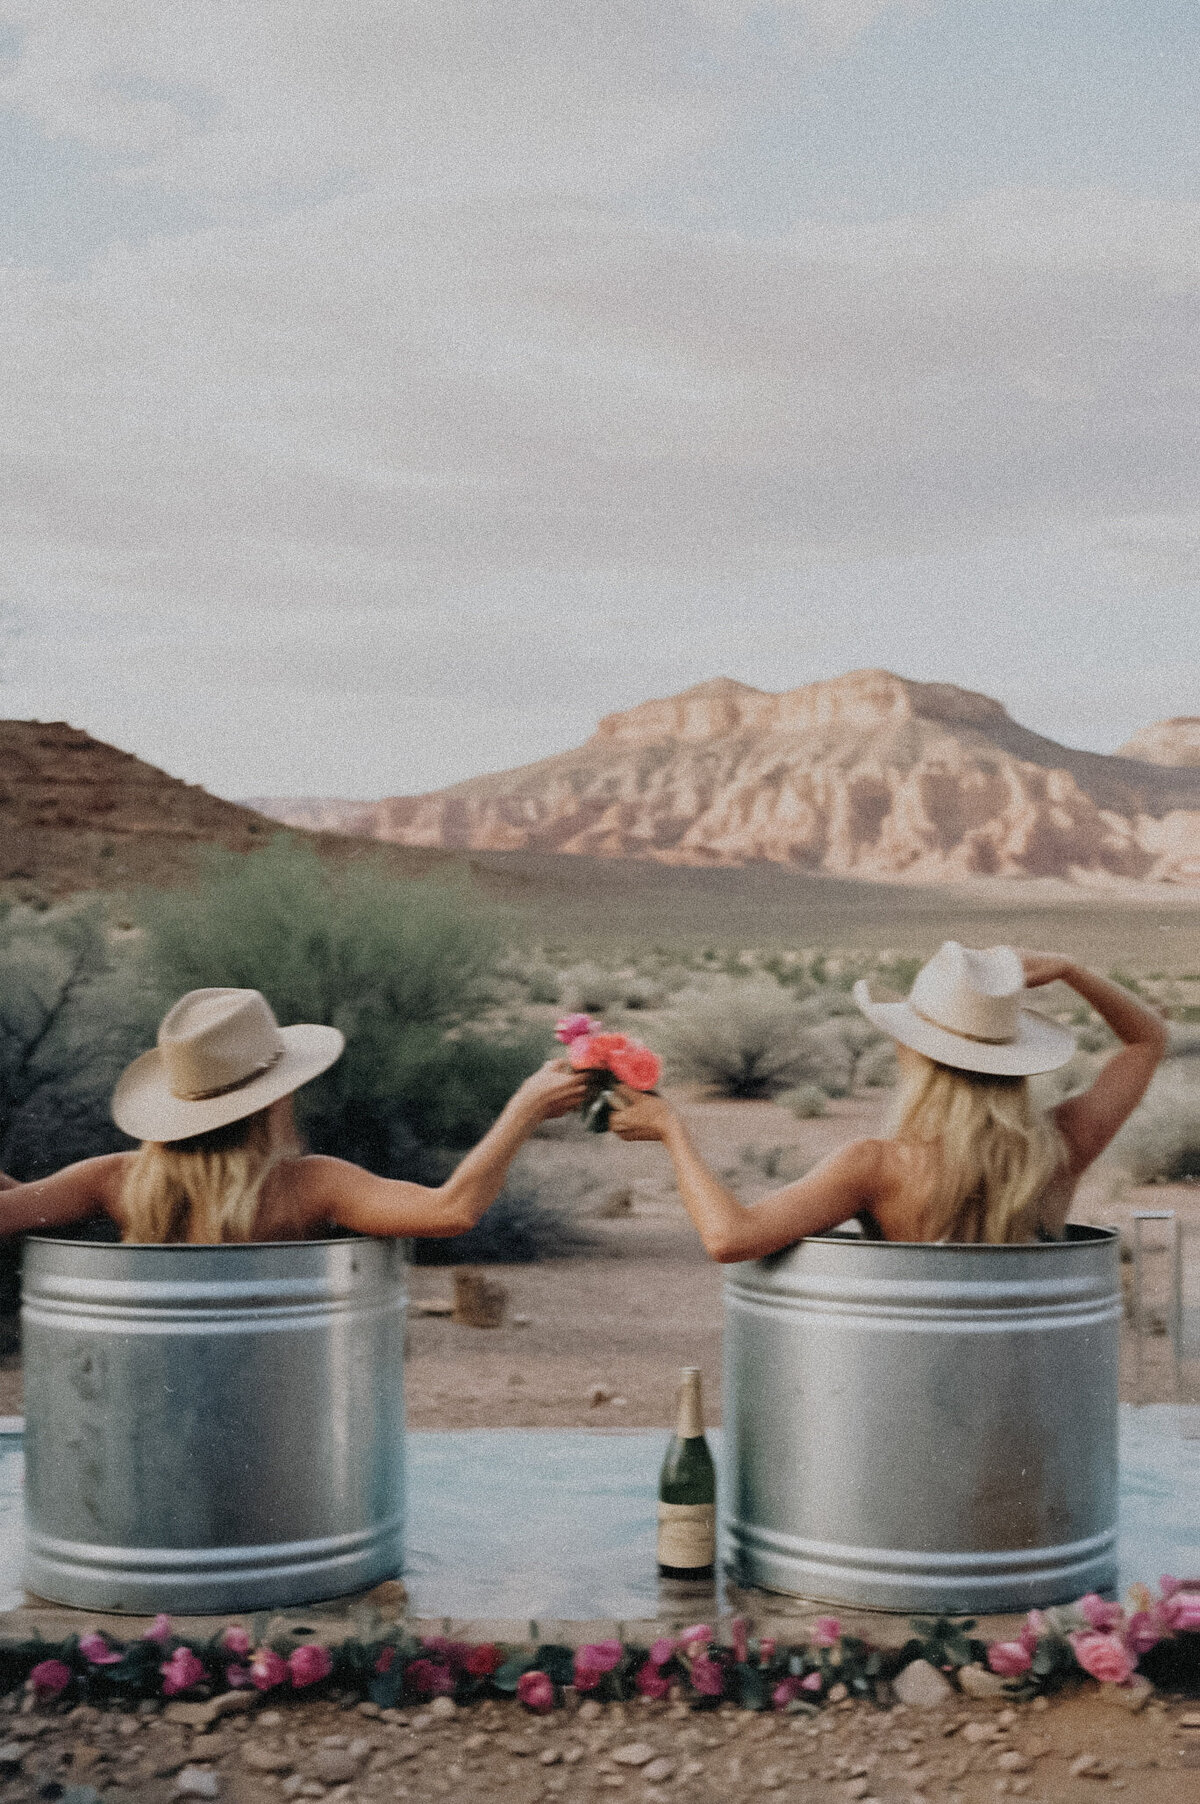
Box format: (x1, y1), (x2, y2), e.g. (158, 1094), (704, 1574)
(305, 1060), (588, 1238)
(0, 1155), (130, 1237)
(609, 1089), (884, 1262)
(1022, 954), (1168, 1178)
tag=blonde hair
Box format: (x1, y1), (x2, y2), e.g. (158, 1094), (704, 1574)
(120, 1109), (281, 1244)
(887, 1053), (1066, 1243)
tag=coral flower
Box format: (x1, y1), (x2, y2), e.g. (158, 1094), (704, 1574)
(800, 1671), (823, 1692)
(250, 1648), (289, 1691)
(1124, 1612), (1163, 1656)
(160, 1647), (206, 1697)
(143, 1614), (173, 1645)
(986, 1641), (1033, 1677)
(635, 1659), (671, 1700)
(1160, 1589), (1200, 1633)
(465, 1643), (504, 1677)
(608, 1045), (661, 1090)
(679, 1624), (713, 1649)
(810, 1617), (841, 1649)
(79, 1632), (123, 1666)
(690, 1656), (726, 1697)
(1068, 1632), (1135, 1685)
(28, 1659), (71, 1700)
(289, 1644), (333, 1688)
(772, 1676), (803, 1709)
(648, 1636), (677, 1667)
(517, 1669), (554, 1712)
(221, 1626), (252, 1659)
(1078, 1593), (1124, 1632)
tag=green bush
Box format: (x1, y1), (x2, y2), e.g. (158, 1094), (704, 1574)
(660, 982), (825, 1100)
(779, 1083), (827, 1119)
(1107, 1062), (1200, 1184)
(137, 837), (550, 1174)
(855, 1040), (899, 1089)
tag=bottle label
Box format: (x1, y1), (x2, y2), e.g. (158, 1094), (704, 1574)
(657, 1501), (716, 1568)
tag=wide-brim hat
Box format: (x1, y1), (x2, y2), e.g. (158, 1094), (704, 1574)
(853, 941), (1075, 1078)
(112, 987), (345, 1143)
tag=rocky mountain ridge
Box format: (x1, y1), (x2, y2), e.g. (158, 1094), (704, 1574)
(247, 670), (1200, 886)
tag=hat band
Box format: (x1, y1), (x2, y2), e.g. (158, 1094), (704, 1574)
(171, 1048), (284, 1102)
(910, 1003), (1016, 1047)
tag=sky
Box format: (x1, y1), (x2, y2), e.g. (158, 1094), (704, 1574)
(2, 0), (1197, 799)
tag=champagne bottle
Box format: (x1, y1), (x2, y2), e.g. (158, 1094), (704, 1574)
(657, 1366), (716, 1579)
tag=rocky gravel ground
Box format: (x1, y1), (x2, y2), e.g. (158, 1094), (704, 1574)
(0, 1684), (1197, 1804)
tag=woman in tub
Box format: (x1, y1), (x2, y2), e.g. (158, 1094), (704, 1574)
(609, 944), (1166, 1254)
(0, 986), (586, 1242)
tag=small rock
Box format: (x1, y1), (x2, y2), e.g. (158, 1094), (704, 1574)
(844, 1780), (869, 1801)
(258, 1711), (283, 1728)
(242, 1743), (294, 1774)
(0, 1744), (22, 1773)
(1178, 1710), (1200, 1729)
(827, 1682), (849, 1704)
(590, 1385), (616, 1406)
(428, 1696), (457, 1720)
(997, 1707), (1017, 1728)
(540, 1747), (562, 1765)
(187, 1734), (228, 1762)
(642, 1757), (675, 1783)
(962, 1721), (999, 1744)
(578, 1700), (604, 1722)
(612, 1742), (658, 1767)
(995, 1750), (1029, 1772)
(1069, 1752), (1109, 1779)
(312, 1747), (361, 1785)
(357, 1701), (381, 1717)
(174, 1768), (221, 1799)
(892, 1662), (954, 1710)
(957, 1665), (1009, 1700)
(1102, 1676), (1153, 1713)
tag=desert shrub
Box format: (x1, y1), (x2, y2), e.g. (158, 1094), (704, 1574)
(524, 965), (561, 1005)
(558, 963), (626, 1014)
(738, 1143), (813, 1183)
(779, 1083), (828, 1119)
(137, 836), (549, 1172)
(1106, 1063), (1200, 1184)
(855, 1040), (899, 1089)
(660, 982), (826, 1099)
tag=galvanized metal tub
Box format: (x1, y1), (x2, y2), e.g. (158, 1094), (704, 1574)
(723, 1226), (1120, 1613)
(21, 1236), (406, 1614)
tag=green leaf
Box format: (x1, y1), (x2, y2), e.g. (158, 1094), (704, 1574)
(492, 1653), (534, 1693)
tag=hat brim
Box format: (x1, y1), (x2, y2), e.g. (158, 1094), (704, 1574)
(852, 982), (1075, 1077)
(112, 1024), (345, 1143)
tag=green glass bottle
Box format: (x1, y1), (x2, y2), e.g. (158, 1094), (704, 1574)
(657, 1366), (716, 1579)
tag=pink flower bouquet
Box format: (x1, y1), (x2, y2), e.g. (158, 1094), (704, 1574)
(555, 1015), (661, 1131)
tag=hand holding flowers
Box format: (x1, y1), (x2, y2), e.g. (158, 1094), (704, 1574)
(554, 1016), (662, 1132)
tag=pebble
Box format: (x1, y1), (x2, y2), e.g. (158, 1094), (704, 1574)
(1178, 1711), (1200, 1730)
(1069, 1751), (1109, 1779)
(242, 1742), (294, 1773)
(962, 1721), (1000, 1744)
(174, 1767), (221, 1799)
(578, 1699), (604, 1722)
(540, 1747), (562, 1765)
(892, 1661), (954, 1710)
(258, 1711), (284, 1728)
(312, 1746), (361, 1785)
(642, 1756), (675, 1783)
(428, 1695), (457, 1719)
(995, 1749), (1029, 1771)
(612, 1741), (658, 1766)
(0, 1744), (22, 1772)
(958, 1664), (1009, 1700)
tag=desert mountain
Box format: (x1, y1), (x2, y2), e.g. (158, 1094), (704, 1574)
(1118, 718), (1200, 769)
(248, 670), (1200, 886)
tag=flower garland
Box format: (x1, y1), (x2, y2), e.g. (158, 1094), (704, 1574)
(5, 1581), (1197, 1713)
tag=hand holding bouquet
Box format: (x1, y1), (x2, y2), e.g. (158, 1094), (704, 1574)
(554, 1015), (662, 1132)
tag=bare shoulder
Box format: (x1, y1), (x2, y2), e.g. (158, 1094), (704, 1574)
(265, 1155), (366, 1221)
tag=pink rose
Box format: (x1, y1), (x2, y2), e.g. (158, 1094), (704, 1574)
(289, 1644), (333, 1688)
(574, 1640), (623, 1690)
(517, 1669), (554, 1712)
(986, 1641), (1033, 1677)
(648, 1636), (677, 1667)
(1124, 1611), (1164, 1656)
(730, 1617), (749, 1664)
(1160, 1575), (1182, 1598)
(800, 1671), (823, 1692)
(1078, 1593), (1124, 1632)
(464, 1643), (503, 1677)
(1020, 1609), (1047, 1653)
(758, 1637), (776, 1664)
(420, 1637), (472, 1671)
(221, 1626), (252, 1659)
(405, 1658), (454, 1697)
(1069, 1631), (1136, 1686)
(28, 1659), (72, 1700)
(635, 1659), (671, 1700)
(680, 1624), (712, 1649)
(1161, 1590), (1200, 1633)
(810, 1616), (841, 1649)
(250, 1647), (289, 1691)
(690, 1656), (725, 1697)
(772, 1676), (803, 1709)
(160, 1646), (206, 1697)
(79, 1631), (122, 1667)
(375, 1647), (396, 1675)
(555, 1014), (598, 1044)
(143, 1614), (172, 1645)
(225, 1664), (252, 1689)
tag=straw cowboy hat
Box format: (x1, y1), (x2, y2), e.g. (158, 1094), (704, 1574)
(112, 988), (345, 1142)
(853, 942), (1075, 1078)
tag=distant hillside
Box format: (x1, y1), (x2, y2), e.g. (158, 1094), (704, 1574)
(248, 669), (1200, 886)
(0, 721), (457, 902)
(1118, 717), (1200, 769)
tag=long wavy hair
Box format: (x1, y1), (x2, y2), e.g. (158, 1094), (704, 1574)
(120, 1108), (282, 1244)
(887, 1052), (1066, 1243)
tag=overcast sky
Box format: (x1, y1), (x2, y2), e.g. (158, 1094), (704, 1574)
(3, 1), (1197, 799)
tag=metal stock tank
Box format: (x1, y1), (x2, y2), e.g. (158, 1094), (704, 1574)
(21, 1236), (406, 1614)
(723, 1226), (1120, 1613)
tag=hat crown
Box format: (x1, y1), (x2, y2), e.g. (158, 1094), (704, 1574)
(908, 942), (1024, 1045)
(158, 989), (285, 1102)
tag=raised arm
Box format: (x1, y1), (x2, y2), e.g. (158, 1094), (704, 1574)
(298, 1060), (588, 1238)
(1022, 953), (1168, 1178)
(0, 1155), (131, 1238)
(609, 1089), (884, 1262)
